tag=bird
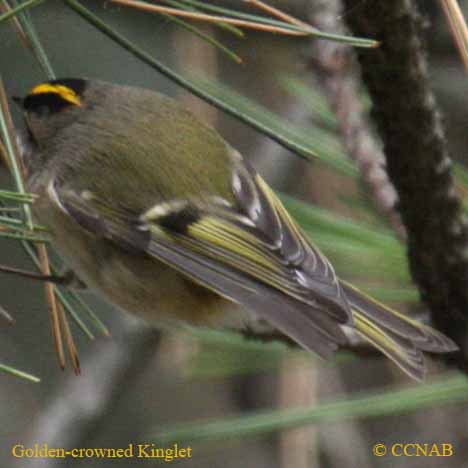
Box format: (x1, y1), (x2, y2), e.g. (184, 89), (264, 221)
(14, 78), (458, 380)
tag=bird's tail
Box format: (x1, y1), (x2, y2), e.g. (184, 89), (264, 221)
(341, 281), (458, 380)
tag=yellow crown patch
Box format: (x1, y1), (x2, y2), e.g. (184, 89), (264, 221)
(30, 84), (82, 106)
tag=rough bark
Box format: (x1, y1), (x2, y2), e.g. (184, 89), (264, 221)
(343, 0), (468, 365)
(308, 0), (406, 240)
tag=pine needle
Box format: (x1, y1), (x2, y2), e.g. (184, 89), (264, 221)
(0, 76), (33, 229)
(0, 303), (14, 323)
(439, 0), (468, 74)
(0, 0), (44, 25)
(57, 300), (81, 375)
(0, 362), (40, 382)
(112, 0), (314, 36)
(37, 244), (66, 369)
(242, 0), (308, 29)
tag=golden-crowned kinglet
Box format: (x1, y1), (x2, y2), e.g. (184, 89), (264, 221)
(14, 78), (457, 380)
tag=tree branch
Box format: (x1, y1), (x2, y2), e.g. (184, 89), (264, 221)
(308, 0), (406, 240)
(343, 0), (468, 366)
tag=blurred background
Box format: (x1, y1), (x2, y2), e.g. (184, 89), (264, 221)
(1, 1), (468, 467)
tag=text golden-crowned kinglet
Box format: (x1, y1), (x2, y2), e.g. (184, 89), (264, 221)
(15, 78), (457, 380)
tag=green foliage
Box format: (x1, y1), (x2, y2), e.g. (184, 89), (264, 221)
(0, 362), (40, 382)
(192, 74), (357, 176)
(153, 375), (468, 445)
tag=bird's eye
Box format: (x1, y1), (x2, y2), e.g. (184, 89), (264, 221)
(35, 105), (51, 118)
(23, 92), (73, 117)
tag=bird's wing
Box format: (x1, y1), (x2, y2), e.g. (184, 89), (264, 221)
(46, 154), (353, 358)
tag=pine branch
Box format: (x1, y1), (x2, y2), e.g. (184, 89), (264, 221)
(343, 0), (468, 368)
(308, 0), (406, 241)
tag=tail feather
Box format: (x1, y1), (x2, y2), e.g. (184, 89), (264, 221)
(341, 280), (458, 380)
(353, 311), (426, 381)
(341, 281), (458, 353)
